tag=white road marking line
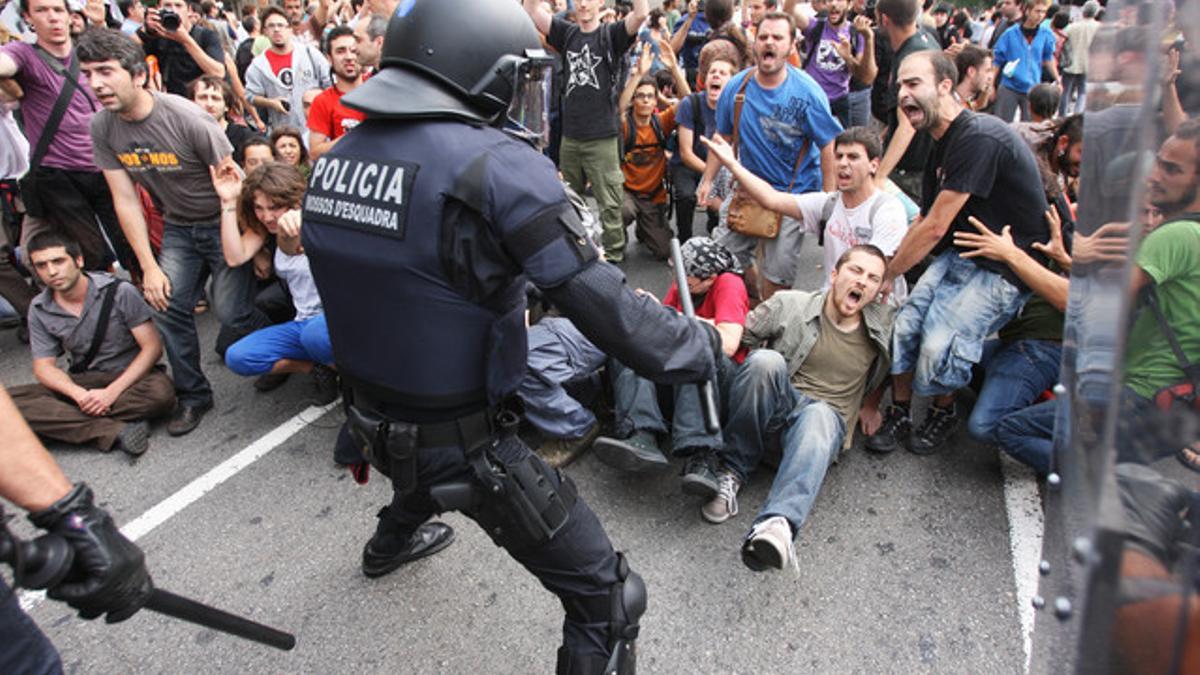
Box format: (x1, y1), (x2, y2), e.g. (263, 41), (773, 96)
(19, 403), (337, 614)
(1001, 454), (1044, 673)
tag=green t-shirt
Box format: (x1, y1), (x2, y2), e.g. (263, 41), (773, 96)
(1125, 218), (1200, 399)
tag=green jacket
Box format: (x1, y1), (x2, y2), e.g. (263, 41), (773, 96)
(741, 290), (896, 398)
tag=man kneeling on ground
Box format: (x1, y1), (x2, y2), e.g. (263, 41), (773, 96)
(11, 233), (176, 456)
(706, 245), (894, 572)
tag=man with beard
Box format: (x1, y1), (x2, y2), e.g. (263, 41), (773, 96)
(698, 10), (842, 301)
(243, 5), (330, 132)
(954, 43), (993, 112)
(865, 50), (1049, 456)
(307, 25), (365, 160)
(800, 0), (876, 128)
(873, 0), (939, 201)
(706, 245), (894, 570)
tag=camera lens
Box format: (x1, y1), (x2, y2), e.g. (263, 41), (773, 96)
(160, 9), (181, 31)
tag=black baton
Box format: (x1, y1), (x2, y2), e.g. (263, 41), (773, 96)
(670, 238), (721, 435)
(146, 588), (296, 651)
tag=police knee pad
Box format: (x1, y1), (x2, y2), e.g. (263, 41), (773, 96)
(557, 552), (645, 675)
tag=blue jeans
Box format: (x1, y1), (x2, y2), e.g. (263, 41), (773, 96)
(609, 354), (736, 454)
(993, 398), (1058, 475)
(720, 350), (845, 536)
(225, 313), (333, 376)
(0, 578), (62, 675)
(1059, 72), (1086, 116)
(519, 317), (608, 440)
(892, 251), (1030, 397)
(846, 87), (872, 128)
(156, 224), (266, 405)
(968, 339), (1062, 444)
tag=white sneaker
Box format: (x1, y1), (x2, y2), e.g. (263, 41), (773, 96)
(741, 516), (795, 572)
(701, 470), (741, 524)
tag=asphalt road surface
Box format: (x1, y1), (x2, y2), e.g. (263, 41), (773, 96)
(1, 223), (1036, 674)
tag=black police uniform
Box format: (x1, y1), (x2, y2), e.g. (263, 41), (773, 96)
(301, 116), (717, 671)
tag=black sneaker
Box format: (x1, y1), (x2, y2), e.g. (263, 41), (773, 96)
(864, 404), (912, 454)
(167, 401), (213, 436)
(592, 430), (668, 472)
(910, 403), (959, 455)
(113, 421), (150, 456)
(253, 372), (290, 392)
(362, 509), (455, 578)
(679, 450), (719, 498)
(310, 364), (340, 405)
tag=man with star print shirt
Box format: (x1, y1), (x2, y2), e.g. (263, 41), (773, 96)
(525, 0), (647, 263)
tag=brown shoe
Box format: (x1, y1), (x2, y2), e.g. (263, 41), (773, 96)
(536, 422), (600, 469)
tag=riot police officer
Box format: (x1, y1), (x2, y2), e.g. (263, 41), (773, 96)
(301, 1), (721, 672)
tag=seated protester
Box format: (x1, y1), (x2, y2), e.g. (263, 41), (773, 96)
(521, 314), (609, 468)
(10, 232), (176, 456)
(190, 74), (259, 165)
(710, 246), (894, 570)
(618, 43), (689, 260)
(212, 161), (337, 404)
(703, 126), (911, 301)
(270, 126), (311, 177)
(241, 136), (275, 172)
(593, 237), (749, 498)
(995, 121), (1200, 474)
(673, 40), (740, 242)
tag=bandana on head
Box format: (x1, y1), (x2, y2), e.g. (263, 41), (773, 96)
(680, 237), (742, 279)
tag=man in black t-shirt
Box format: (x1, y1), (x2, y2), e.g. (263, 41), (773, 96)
(138, 0), (226, 96)
(866, 50), (1050, 456)
(524, 0), (646, 264)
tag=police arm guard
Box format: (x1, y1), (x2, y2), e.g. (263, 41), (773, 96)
(543, 260), (719, 386)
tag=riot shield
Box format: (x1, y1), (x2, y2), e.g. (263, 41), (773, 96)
(1030, 1), (1200, 672)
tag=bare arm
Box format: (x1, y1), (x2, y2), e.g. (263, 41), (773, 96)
(618, 44), (651, 113)
(0, 52), (17, 79)
(715, 321), (744, 357)
(670, 3), (696, 55)
(678, 124), (706, 173)
(953, 215), (1069, 311)
(0, 385), (73, 512)
(699, 135), (803, 218)
(211, 161), (265, 267)
(522, 0), (552, 35)
(659, 38), (690, 96)
(97, 321), (164, 401)
(31, 357), (90, 404)
(848, 17), (877, 84)
(1162, 49), (1184, 136)
(309, 130), (337, 160)
(176, 24), (226, 78)
(625, 0), (649, 36)
(886, 189), (971, 279)
(103, 169), (172, 312)
(819, 141), (836, 192)
(875, 113), (915, 187)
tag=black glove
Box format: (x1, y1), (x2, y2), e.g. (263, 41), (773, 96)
(29, 483), (153, 623)
(1115, 463), (1192, 565)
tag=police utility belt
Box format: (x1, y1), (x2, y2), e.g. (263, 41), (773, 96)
(344, 387), (576, 549)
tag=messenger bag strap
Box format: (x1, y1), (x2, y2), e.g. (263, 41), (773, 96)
(730, 68), (756, 160)
(70, 280), (121, 374)
(28, 46), (84, 173)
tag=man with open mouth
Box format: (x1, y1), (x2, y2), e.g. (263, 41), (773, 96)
(866, 50), (1049, 457)
(698, 9), (843, 302)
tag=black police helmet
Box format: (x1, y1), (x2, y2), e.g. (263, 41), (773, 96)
(342, 0), (543, 123)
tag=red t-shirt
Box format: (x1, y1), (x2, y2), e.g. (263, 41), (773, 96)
(662, 272), (750, 364)
(264, 49), (293, 80)
(307, 85), (366, 140)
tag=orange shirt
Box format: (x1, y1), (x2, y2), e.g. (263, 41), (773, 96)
(620, 107), (676, 202)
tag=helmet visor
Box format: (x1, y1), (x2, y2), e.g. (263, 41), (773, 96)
(505, 49), (554, 149)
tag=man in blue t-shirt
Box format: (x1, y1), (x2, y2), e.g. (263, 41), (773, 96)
(698, 11), (842, 301)
(991, 0), (1058, 122)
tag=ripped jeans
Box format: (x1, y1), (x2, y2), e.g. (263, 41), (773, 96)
(891, 251), (1030, 397)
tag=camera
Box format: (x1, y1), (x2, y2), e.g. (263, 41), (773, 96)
(159, 8), (181, 32)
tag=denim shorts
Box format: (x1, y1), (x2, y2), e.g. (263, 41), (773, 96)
(892, 251), (1030, 396)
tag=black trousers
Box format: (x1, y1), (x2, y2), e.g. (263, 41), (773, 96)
(22, 168), (137, 275)
(382, 435), (621, 659)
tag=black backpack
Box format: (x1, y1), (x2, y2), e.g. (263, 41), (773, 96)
(621, 110), (667, 164)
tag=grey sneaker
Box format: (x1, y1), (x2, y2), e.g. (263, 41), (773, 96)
(113, 421), (150, 457)
(536, 423), (601, 469)
(701, 470), (741, 524)
(592, 430), (668, 472)
(741, 516), (795, 572)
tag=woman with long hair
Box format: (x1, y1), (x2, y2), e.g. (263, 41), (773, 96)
(211, 161), (337, 402)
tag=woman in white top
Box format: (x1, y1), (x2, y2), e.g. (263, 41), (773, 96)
(213, 161), (337, 402)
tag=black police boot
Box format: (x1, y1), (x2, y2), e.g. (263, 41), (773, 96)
(362, 508), (455, 578)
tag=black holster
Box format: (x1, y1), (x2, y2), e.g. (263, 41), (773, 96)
(344, 403), (419, 496)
